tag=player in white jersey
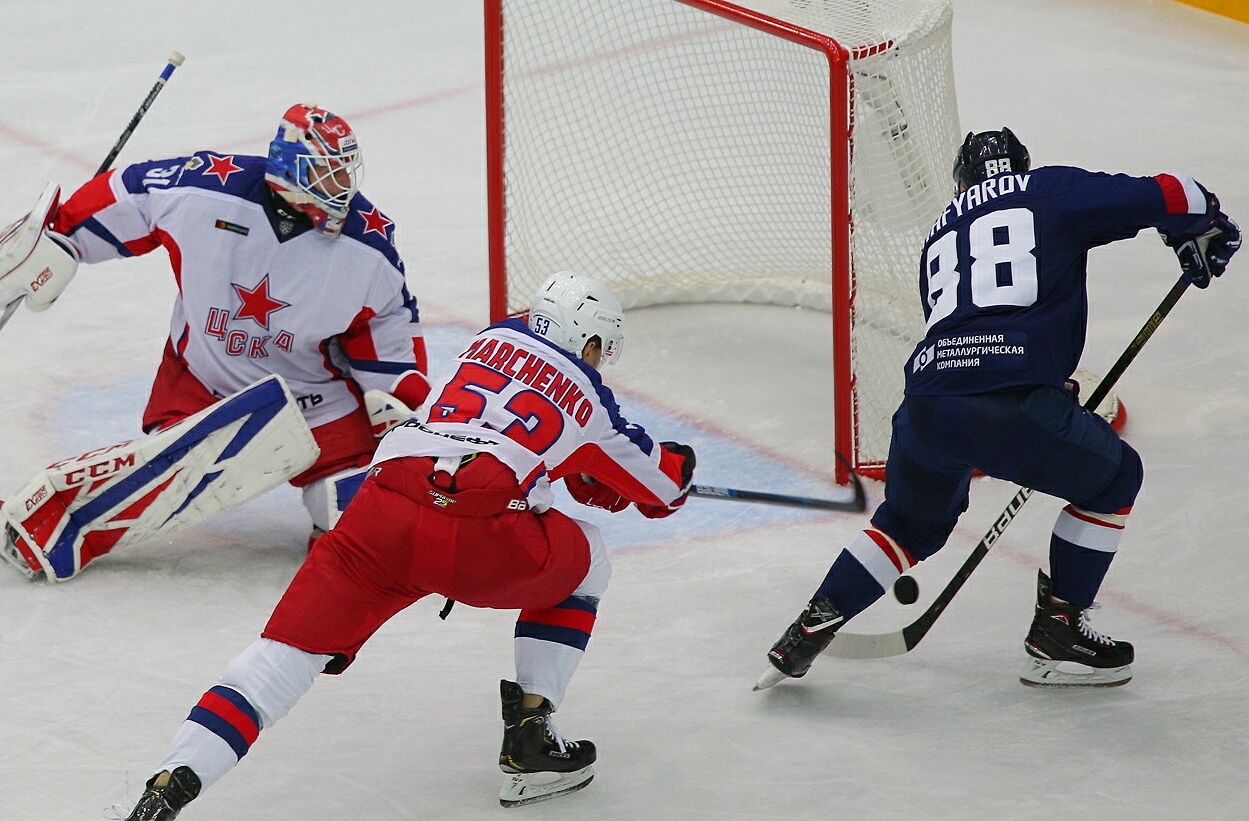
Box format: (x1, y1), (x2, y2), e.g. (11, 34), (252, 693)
(116, 272), (697, 819)
(0, 104), (430, 581)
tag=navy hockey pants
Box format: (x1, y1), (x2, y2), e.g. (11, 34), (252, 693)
(870, 384), (1142, 562)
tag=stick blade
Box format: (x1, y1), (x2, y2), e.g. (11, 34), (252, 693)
(820, 630), (910, 659)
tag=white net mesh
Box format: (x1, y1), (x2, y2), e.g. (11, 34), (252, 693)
(491, 0), (961, 474)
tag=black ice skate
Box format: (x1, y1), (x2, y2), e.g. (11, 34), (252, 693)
(754, 596), (845, 691)
(498, 680), (595, 808)
(124, 767), (201, 821)
(1021, 570), (1134, 688)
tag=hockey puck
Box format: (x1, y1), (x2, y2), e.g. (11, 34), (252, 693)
(893, 575), (919, 605)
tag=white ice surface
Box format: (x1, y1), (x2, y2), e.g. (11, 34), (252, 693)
(2, 2), (1248, 819)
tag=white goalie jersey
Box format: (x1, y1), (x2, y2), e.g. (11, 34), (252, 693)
(50, 153), (428, 429)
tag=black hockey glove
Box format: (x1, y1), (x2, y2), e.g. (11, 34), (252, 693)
(1160, 194), (1242, 288)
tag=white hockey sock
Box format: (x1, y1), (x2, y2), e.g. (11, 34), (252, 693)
(154, 639), (331, 791)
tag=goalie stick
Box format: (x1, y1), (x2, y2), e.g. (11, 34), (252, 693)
(825, 275), (1192, 660)
(95, 51), (185, 176)
(0, 51), (184, 335)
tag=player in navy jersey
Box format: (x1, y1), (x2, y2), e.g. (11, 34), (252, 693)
(761, 128), (1240, 689)
(116, 272), (697, 818)
(0, 104), (431, 582)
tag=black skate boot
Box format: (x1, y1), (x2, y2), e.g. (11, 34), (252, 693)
(498, 680), (595, 807)
(1021, 570), (1134, 688)
(754, 596), (845, 690)
(124, 767), (201, 821)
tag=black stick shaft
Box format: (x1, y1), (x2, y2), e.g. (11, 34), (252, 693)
(1, 53), (184, 336)
(95, 52), (184, 176)
(899, 276), (1190, 650)
(690, 483), (866, 513)
(830, 276), (1191, 659)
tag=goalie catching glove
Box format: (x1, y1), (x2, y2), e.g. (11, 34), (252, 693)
(1160, 192), (1242, 288)
(564, 441), (696, 518)
(0, 182), (80, 312)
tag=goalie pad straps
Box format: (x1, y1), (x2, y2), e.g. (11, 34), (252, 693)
(1, 375), (319, 581)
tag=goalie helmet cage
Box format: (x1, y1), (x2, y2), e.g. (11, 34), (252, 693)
(485, 0), (961, 484)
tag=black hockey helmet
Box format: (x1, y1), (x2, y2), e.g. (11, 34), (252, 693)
(952, 127), (1030, 191)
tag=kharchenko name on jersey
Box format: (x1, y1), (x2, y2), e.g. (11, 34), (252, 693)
(373, 319), (685, 514)
(906, 166), (1214, 396)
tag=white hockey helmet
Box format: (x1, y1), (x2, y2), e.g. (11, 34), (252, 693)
(528, 271), (624, 365)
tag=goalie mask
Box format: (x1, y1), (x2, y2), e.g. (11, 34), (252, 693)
(265, 103), (363, 238)
(952, 127), (1030, 192)
(528, 271), (625, 366)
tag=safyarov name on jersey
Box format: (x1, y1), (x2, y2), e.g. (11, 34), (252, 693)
(459, 337), (595, 427)
(912, 332), (1026, 373)
(927, 173), (1032, 239)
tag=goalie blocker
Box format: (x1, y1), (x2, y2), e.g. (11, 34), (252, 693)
(0, 375), (319, 582)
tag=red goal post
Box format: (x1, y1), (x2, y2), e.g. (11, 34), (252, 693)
(486, 0), (961, 485)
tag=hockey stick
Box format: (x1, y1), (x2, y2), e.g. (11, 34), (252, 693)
(826, 275), (1192, 659)
(96, 51), (185, 176)
(689, 451), (867, 513)
(690, 479), (866, 513)
(0, 52), (185, 335)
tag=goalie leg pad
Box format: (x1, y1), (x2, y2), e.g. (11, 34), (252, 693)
(1, 524), (45, 580)
(1, 375), (320, 582)
(301, 465), (371, 532)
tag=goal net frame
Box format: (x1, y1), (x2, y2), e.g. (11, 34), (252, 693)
(484, 0), (960, 485)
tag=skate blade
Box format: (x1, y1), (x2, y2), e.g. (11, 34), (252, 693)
(1019, 658), (1132, 688)
(753, 665), (789, 691)
(499, 765), (593, 807)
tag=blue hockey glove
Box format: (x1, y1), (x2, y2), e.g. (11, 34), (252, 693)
(1205, 213), (1242, 278)
(1161, 194), (1241, 288)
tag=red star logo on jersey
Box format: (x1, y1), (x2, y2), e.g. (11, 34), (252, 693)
(360, 206), (393, 238)
(232, 276), (290, 329)
(204, 154), (244, 185)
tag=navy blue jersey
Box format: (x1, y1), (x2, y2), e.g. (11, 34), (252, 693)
(905, 166), (1213, 395)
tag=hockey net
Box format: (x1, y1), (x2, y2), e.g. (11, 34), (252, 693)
(486, 0), (961, 482)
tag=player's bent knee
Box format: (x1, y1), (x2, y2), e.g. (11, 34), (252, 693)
(870, 505), (955, 563)
(570, 519), (611, 600)
(219, 638), (333, 729)
(1076, 441), (1143, 514)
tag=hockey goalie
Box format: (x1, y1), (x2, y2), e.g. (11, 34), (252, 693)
(0, 102), (431, 582)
